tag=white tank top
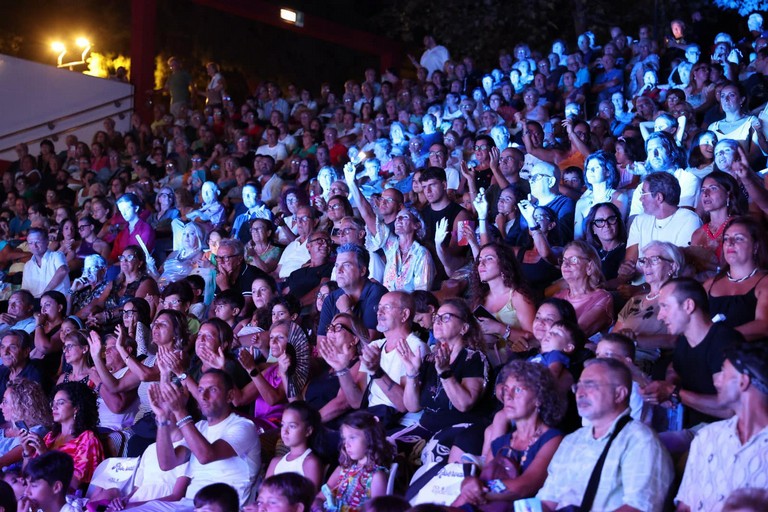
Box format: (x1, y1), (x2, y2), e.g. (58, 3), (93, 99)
(274, 448), (312, 476)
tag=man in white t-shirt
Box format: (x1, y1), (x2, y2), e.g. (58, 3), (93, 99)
(22, 228), (70, 299)
(276, 205), (314, 279)
(133, 369), (260, 512)
(410, 35), (450, 79)
(624, 171), (701, 269)
(342, 291), (427, 428)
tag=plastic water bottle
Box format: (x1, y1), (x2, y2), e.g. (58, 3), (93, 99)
(667, 403), (684, 431)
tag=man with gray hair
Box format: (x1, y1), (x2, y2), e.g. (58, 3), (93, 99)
(215, 238), (267, 317)
(537, 358), (673, 511)
(317, 243), (388, 344)
(628, 131), (700, 215)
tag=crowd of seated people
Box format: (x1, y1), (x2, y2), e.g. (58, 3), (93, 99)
(3, 9), (768, 512)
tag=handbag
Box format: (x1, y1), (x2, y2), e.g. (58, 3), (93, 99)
(406, 462), (475, 506)
(479, 450), (521, 482)
(85, 456), (141, 498)
(556, 415), (632, 512)
(452, 449), (522, 512)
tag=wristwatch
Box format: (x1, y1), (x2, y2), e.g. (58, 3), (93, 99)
(249, 367), (261, 377)
(172, 373), (188, 386)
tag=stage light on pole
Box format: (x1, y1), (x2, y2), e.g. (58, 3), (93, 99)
(51, 36), (93, 69)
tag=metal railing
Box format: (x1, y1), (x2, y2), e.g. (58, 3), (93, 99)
(0, 93), (134, 153)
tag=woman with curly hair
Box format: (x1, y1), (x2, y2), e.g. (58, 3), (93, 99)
(392, 298), (490, 460)
(21, 381), (104, 489)
(554, 240), (614, 337)
(469, 243), (536, 365)
(0, 379), (53, 467)
(453, 360), (565, 508)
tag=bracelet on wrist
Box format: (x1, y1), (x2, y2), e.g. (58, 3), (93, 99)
(371, 368), (385, 380)
(503, 325), (512, 340)
(334, 368), (350, 378)
(406, 371), (420, 379)
(156, 419), (172, 428)
(175, 415), (193, 428)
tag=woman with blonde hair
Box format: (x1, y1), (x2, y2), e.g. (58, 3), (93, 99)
(553, 240), (614, 336)
(0, 379), (53, 467)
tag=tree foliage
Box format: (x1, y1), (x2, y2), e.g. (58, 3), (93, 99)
(712, 0), (766, 16)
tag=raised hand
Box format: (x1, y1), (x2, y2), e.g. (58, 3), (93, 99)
(459, 161), (475, 181)
(158, 381), (189, 416)
(318, 338), (354, 372)
(474, 187), (488, 219)
(433, 342), (452, 373)
(396, 338), (421, 375)
(277, 352), (292, 376)
(343, 162), (357, 185)
(360, 343), (382, 373)
(87, 330), (103, 360)
(199, 345), (226, 370)
(488, 147), (500, 170)
(238, 347), (257, 373)
(148, 382), (170, 420)
(518, 195), (536, 226)
(435, 217), (449, 246)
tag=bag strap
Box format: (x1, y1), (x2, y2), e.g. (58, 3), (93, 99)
(359, 371), (375, 409)
(578, 414), (632, 511)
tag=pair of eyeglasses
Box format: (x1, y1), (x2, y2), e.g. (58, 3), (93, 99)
(592, 215), (618, 228)
(474, 145), (489, 151)
(432, 312), (461, 324)
(374, 304), (403, 313)
(308, 238), (330, 246)
(328, 323), (355, 335)
(118, 254), (136, 262)
(559, 255), (589, 267)
(637, 255), (673, 267)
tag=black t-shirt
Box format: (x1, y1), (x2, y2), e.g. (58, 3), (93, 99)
(214, 263), (268, 299)
(672, 322), (744, 426)
(418, 347), (489, 433)
(420, 201), (466, 246)
(286, 262), (334, 298)
(317, 280), (388, 336)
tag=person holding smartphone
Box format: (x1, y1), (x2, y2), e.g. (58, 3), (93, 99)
(0, 379), (52, 468)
